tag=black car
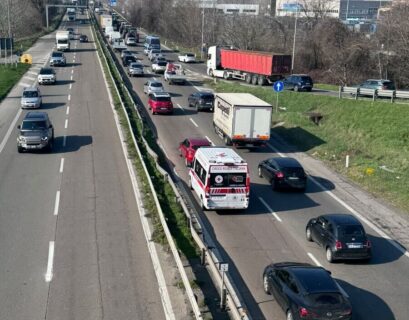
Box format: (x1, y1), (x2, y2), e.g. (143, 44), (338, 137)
(122, 55), (137, 67)
(187, 91), (215, 111)
(263, 262), (352, 320)
(79, 34), (88, 42)
(283, 74), (313, 92)
(258, 157), (307, 191)
(306, 214), (372, 263)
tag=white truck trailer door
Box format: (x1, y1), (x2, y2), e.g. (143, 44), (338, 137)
(232, 107), (253, 138)
(252, 107), (271, 139)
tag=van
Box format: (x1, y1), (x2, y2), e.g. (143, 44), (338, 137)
(189, 147), (250, 210)
(144, 35), (161, 51)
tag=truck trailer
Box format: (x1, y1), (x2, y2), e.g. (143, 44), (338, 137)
(100, 14), (112, 32)
(213, 93), (272, 147)
(207, 45), (291, 85)
(56, 31), (70, 51)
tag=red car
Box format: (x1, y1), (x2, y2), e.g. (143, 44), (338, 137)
(179, 138), (211, 167)
(148, 92), (173, 114)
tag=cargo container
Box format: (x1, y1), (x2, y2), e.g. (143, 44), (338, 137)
(207, 45), (291, 85)
(100, 14), (112, 32)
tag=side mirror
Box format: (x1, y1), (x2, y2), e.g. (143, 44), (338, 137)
(310, 218), (316, 224)
(49, 124), (53, 129)
(17, 125), (21, 129)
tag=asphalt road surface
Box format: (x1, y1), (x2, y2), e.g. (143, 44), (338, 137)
(105, 29), (409, 320)
(0, 15), (166, 320)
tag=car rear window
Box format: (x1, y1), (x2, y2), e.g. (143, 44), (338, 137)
(383, 82), (395, 90)
(210, 173), (247, 187)
(186, 53), (195, 57)
(339, 225), (364, 236)
(151, 82), (163, 87)
(300, 76), (312, 82)
(305, 293), (344, 306)
(155, 96), (171, 102)
(158, 62), (167, 66)
(282, 167), (305, 176)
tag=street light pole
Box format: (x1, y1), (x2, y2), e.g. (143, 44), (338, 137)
(7, 0), (12, 64)
(200, 2), (205, 60)
(346, 0), (350, 20)
(291, 6), (298, 74)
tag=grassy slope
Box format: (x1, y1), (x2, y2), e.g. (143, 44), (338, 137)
(209, 80), (409, 212)
(0, 64), (30, 102)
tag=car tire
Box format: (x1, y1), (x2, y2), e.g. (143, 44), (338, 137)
(306, 227), (313, 242)
(258, 167), (262, 178)
(326, 247), (334, 263)
(286, 310), (294, 320)
(272, 179), (278, 191)
(195, 103), (200, 112)
(223, 71), (229, 80)
(189, 177), (193, 190)
(185, 157), (190, 167)
(263, 275), (271, 294)
(17, 146), (23, 153)
(294, 85), (299, 92)
(224, 136), (232, 146)
(200, 196), (206, 211)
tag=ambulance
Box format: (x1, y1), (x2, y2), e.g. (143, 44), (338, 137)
(189, 147), (250, 210)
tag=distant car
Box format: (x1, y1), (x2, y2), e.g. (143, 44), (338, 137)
(359, 79), (395, 91)
(179, 138), (211, 167)
(306, 214), (372, 263)
(66, 27), (75, 39)
(21, 86), (42, 109)
(283, 74), (313, 92)
(178, 52), (196, 63)
(151, 61), (167, 74)
(258, 157), (307, 191)
(38, 67), (56, 85)
(122, 54), (137, 67)
(143, 80), (164, 94)
(79, 34), (88, 42)
(127, 62), (144, 77)
(187, 91), (214, 111)
(17, 112), (54, 153)
(143, 45), (153, 55)
(263, 262), (352, 320)
(148, 92), (173, 115)
(120, 50), (133, 59)
(148, 49), (163, 61)
(152, 56), (167, 64)
(125, 37), (137, 46)
(50, 51), (66, 66)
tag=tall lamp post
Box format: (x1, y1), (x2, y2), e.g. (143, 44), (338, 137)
(291, 5), (298, 74)
(200, 2), (205, 60)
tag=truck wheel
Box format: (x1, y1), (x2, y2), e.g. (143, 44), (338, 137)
(245, 74), (252, 84)
(224, 136), (232, 146)
(251, 75), (258, 85)
(223, 72), (229, 80)
(209, 69), (214, 77)
(258, 76), (266, 86)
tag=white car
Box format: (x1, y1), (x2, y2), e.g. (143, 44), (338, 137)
(151, 61), (167, 74)
(126, 37), (137, 46)
(148, 49), (163, 61)
(178, 53), (196, 63)
(143, 80), (165, 94)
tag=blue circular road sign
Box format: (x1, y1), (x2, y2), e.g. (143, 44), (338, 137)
(273, 81), (284, 92)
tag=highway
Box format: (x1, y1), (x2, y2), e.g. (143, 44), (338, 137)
(0, 14), (168, 320)
(105, 25), (409, 320)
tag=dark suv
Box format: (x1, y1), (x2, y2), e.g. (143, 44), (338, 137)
(306, 214), (372, 262)
(17, 112), (54, 153)
(283, 74), (313, 92)
(187, 91), (215, 112)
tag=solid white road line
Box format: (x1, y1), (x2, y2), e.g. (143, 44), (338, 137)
(307, 252), (322, 267)
(53, 191), (61, 216)
(267, 141), (409, 259)
(63, 135), (67, 147)
(189, 118), (198, 128)
(67, 94), (71, 101)
(64, 119), (68, 129)
(259, 197), (282, 222)
(45, 241), (55, 282)
(59, 158), (65, 173)
(0, 109), (22, 155)
(66, 106), (70, 115)
(205, 136), (214, 146)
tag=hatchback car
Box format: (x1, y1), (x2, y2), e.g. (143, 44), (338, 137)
(152, 61), (167, 74)
(306, 214), (372, 263)
(152, 56), (167, 64)
(127, 62), (144, 77)
(148, 49), (163, 61)
(79, 34), (88, 42)
(125, 37), (137, 46)
(50, 51), (66, 66)
(148, 92), (173, 115)
(120, 50), (133, 59)
(17, 112), (54, 153)
(283, 74), (313, 92)
(38, 67), (56, 85)
(21, 87), (42, 109)
(143, 80), (164, 94)
(122, 54), (137, 67)
(359, 79), (395, 91)
(187, 91), (215, 111)
(179, 138), (211, 167)
(258, 157), (307, 191)
(263, 262), (352, 320)
(178, 53), (196, 63)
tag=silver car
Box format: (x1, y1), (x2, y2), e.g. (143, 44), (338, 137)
(148, 49), (163, 61)
(38, 67), (56, 85)
(143, 80), (164, 94)
(50, 51), (66, 66)
(21, 87), (42, 109)
(17, 111), (54, 152)
(152, 61), (167, 74)
(128, 62), (144, 77)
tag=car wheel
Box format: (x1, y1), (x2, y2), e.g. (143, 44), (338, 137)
(263, 275), (271, 294)
(286, 310), (294, 320)
(272, 179), (278, 191)
(209, 69), (214, 77)
(200, 196), (206, 211)
(224, 136), (232, 146)
(306, 227), (313, 242)
(294, 85), (299, 92)
(195, 103), (200, 112)
(258, 167), (262, 178)
(245, 74), (252, 84)
(188, 177), (193, 190)
(17, 146), (23, 153)
(326, 247), (334, 263)
(185, 157), (190, 167)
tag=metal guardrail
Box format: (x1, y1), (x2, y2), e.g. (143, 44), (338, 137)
(91, 12), (251, 320)
(340, 86), (409, 103)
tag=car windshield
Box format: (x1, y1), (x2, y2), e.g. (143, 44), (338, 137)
(151, 82), (163, 88)
(210, 172), (247, 187)
(23, 91), (38, 98)
(40, 69), (54, 75)
(52, 52), (63, 57)
(339, 225), (364, 236)
(150, 38), (160, 45)
(305, 293), (344, 306)
(21, 120), (47, 130)
(151, 50), (160, 54)
(130, 63), (142, 68)
(157, 62), (167, 66)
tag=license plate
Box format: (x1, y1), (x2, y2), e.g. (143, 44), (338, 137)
(26, 145), (37, 149)
(211, 196), (225, 199)
(161, 108), (168, 110)
(347, 243), (363, 249)
(288, 177), (299, 180)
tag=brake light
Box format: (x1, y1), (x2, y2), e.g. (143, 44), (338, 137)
(275, 172), (284, 179)
(299, 307), (317, 318)
(246, 174), (250, 196)
(364, 240), (371, 248)
(335, 240), (343, 250)
(205, 177), (210, 198)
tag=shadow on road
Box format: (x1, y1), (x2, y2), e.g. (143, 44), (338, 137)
(54, 135), (92, 153)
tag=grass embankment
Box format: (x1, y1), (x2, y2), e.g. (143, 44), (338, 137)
(209, 80), (409, 213)
(0, 63), (30, 102)
(314, 83), (339, 91)
(93, 20), (198, 259)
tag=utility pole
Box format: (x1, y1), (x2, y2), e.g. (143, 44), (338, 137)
(200, 1), (205, 60)
(7, 0), (12, 64)
(291, 6), (298, 74)
(346, 0), (350, 21)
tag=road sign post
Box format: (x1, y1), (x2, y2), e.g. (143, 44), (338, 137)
(273, 81), (284, 113)
(220, 263), (228, 310)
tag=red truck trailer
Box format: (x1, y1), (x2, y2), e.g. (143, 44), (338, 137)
(207, 45), (291, 85)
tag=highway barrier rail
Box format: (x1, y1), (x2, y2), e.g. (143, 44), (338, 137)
(91, 10), (250, 320)
(339, 86), (409, 102)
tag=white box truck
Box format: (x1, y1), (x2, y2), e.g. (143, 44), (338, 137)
(56, 31), (70, 51)
(100, 14), (112, 32)
(213, 93), (272, 147)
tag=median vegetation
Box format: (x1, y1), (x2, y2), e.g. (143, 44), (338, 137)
(0, 64), (30, 103)
(210, 80), (409, 213)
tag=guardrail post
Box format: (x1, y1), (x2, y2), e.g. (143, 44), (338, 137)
(220, 287), (227, 311)
(355, 89), (358, 100)
(200, 248), (206, 266)
(373, 91), (376, 102)
(339, 86), (342, 99)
